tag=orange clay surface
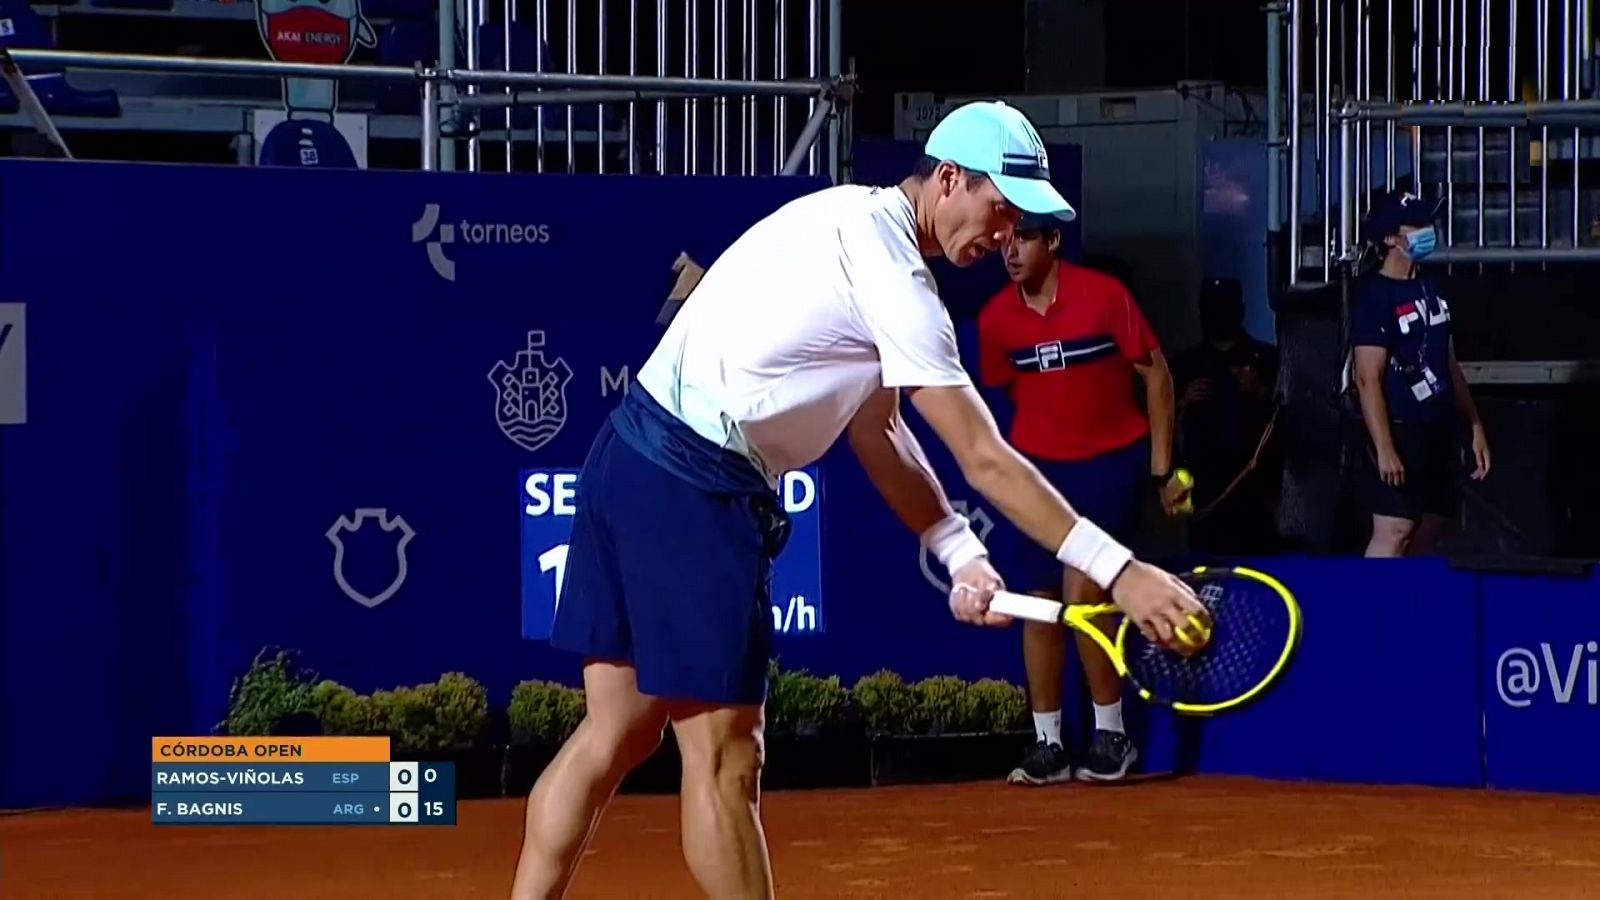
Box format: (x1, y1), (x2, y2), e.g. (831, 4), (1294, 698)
(4, 776), (1600, 899)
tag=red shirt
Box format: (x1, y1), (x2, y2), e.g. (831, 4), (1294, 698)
(977, 262), (1159, 462)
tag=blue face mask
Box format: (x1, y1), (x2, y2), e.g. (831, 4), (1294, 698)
(1405, 226), (1437, 260)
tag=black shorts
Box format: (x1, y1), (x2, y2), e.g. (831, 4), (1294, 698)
(1360, 419), (1461, 520)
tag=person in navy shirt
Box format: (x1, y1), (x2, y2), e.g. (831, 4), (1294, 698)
(1349, 190), (1491, 557)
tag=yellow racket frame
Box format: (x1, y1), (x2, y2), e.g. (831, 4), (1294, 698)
(990, 565), (1302, 716)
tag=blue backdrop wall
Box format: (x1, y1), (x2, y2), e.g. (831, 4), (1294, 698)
(2, 157), (1596, 808)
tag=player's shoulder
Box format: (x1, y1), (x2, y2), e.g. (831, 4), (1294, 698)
(790, 182), (910, 224)
(780, 184), (920, 262)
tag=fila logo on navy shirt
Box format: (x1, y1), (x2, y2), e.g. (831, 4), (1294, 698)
(1394, 294), (1450, 335)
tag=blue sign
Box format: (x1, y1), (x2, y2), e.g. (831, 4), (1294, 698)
(520, 464), (824, 641)
(1481, 568), (1600, 793)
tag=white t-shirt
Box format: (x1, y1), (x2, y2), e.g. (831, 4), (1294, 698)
(634, 184), (973, 484)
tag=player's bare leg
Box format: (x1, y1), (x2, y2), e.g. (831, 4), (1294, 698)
(510, 660), (668, 900)
(1071, 568), (1139, 781)
(669, 700), (773, 899)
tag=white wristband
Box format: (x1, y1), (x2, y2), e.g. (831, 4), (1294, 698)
(922, 514), (988, 575)
(1054, 518), (1134, 591)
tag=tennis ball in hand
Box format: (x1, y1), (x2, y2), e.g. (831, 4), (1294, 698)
(1173, 614), (1212, 655)
(1174, 469), (1195, 515)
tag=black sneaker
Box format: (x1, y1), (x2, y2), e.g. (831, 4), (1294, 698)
(1006, 739), (1074, 786)
(1076, 729), (1138, 782)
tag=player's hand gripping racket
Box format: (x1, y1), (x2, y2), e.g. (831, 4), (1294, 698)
(989, 565), (1302, 716)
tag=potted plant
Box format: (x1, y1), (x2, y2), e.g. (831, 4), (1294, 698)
(502, 679), (586, 797)
(381, 673), (501, 799)
(866, 674), (1033, 786)
(762, 659), (868, 789)
(219, 648), (321, 737)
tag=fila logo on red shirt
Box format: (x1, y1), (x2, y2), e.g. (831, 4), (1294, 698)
(1010, 337), (1118, 373)
(1394, 294), (1450, 335)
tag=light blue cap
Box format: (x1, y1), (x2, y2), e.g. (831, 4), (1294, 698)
(923, 100), (1076, 223)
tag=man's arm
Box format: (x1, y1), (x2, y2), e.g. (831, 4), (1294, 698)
(847, 386), (996, 607)
(1447, 338), (1491, 479)
(1446, 339), (1482, 429)
(846, 386), (960, 539)
(907, 382), (1207, 644)
(1134, 348), (1177, 478)
(1353, 345), (1398, 453)
(905, 385), (1079, 564)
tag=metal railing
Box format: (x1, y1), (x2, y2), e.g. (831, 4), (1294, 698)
(448, 0), (841, 177)
(1276, 0), (1600, 285)
(1, 47), (844, 177)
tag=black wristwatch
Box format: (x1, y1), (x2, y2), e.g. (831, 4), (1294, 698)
(1151, 471), (1173, 488)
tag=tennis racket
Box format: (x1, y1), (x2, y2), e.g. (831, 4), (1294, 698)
(988, 565), (1302, 716)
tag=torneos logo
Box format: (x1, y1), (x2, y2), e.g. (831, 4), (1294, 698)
(411, 204), (553, 282)
(1495, 642), (1600, 708)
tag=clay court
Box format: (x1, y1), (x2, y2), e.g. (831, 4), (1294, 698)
(5, 776), (1599, 899)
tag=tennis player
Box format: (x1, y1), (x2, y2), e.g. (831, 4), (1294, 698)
(508, 100), (1208, 900)
(978, 218), (1185, 786)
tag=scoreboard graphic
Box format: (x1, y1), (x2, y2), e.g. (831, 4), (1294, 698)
(151, 737), (456, 826)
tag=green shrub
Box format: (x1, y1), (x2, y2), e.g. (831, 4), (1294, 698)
(509, 680), (586, 745)
(370, 686), (443, 753)
(431, 672), (491, 748)
(312, 680), (380, 736)
(961, 678), (1029, 733)
(221, 648), (318, 736)
(766, 660), (849, 735)
(849, 670), (917, 735)
(912, 675), (972, 734)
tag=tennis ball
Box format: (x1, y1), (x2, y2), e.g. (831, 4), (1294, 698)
(1174, 613), (1212, 655)
(1173, 468), (1195, 515)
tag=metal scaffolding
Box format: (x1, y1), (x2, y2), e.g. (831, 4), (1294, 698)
(1274, 0), (1599, 284)
(450, 0), (842, 177)
(2, 44), (844, 178)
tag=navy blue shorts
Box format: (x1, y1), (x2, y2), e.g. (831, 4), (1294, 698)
(1007, 438), (1148, 596)
(549, 419), (785, 706)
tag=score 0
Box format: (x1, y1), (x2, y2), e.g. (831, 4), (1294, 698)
(388, 762), (446, 823)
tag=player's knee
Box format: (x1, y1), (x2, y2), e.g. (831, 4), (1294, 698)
(584, 714), (666, 776)
(678, 719), (764, 800)
(695, 733), (763, 800)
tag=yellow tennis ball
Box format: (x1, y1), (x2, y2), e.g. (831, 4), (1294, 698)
(1173, 468), (1195, 515)
(1174, 613), (1212, 655)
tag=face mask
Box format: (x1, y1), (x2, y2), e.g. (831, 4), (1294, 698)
(1405, 226), (1437, 260)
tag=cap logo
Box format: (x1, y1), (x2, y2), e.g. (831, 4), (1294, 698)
(1000, 151), (1050, 180)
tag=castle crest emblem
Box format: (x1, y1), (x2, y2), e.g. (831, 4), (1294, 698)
(489, 331), (572, 453)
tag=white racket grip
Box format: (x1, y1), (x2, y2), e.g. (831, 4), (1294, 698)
(988, 591), (1065, 624)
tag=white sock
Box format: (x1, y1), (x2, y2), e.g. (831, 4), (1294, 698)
(1093, 700), (1125, 735)
(1032, 710), (1063, 746)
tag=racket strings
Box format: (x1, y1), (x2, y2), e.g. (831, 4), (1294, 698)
(1125, 579), (1292, 707)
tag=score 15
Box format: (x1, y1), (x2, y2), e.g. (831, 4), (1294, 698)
(389, 761), (455, 825)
